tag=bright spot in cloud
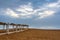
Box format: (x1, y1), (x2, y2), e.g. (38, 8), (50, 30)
(38, 10), (55, 18)
(5, 8), (19, 18)
(47, 3), (60, 8)
(47, 0), (60, 8)
(17, 3), (33, 12)
(48, 3), (58, 7)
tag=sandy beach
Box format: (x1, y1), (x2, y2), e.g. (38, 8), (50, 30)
(0, 29), (60, 40)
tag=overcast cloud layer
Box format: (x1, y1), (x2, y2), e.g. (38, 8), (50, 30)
(0, 0), (60, 29)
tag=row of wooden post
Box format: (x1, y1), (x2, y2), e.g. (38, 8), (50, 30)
(0, 22), (29, 34)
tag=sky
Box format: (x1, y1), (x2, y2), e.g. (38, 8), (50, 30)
(0, 0), (60, 29)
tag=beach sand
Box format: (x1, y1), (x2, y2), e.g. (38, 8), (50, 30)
(0, 29), (60, 40)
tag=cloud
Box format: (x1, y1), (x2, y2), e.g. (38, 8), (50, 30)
(4, 8), (19, 18)
(2, 0), (60, 19)
(47, 0), (60, 8)
(48, 3), (58, 8)
(36, 0), (60, 19)
(40, 26), (60, 29)
(46, 0), (60, 9)
(38, 10), (55, 18)
(16, 2), (56, 19)
(3, 3), (34, 19)
(1, 3), (34, 19)
(16, 3), (34, 18)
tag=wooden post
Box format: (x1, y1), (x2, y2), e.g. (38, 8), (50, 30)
(19, 25), (21, 31)
(23, 26), (24, 30)
(26, 25), (29, 30)
(3, 25), (5, 30)
(27, 25), (29, 29)
(6, 23), (9, 34)
(17, 26), (19, 31)
(21, 25), (23, 30)
(16, 25), (18, 32)
(18, 26), (20, 31)
(13, 25), (14, 31)
(20, 25), (22, 31)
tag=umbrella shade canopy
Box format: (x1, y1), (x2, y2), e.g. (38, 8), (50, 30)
(21, 24), (29, 26)
(17, 24), (22, 26)
(0, 22), (7, 25)
(10, 23), (17, 26)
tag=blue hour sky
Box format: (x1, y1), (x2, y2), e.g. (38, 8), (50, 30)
(0, 0), (60, 29)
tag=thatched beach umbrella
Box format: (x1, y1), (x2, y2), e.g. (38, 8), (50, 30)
(10, 23), (17, 31)
(0, 22), (10, 34)
(17, 24), (22, 31)
(10, 23), (16, 26)
(0, 22), (6, 25)
(0, 22), (7, 30)
(22, 24), (29, 28)
(20, 24), (29, 30)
